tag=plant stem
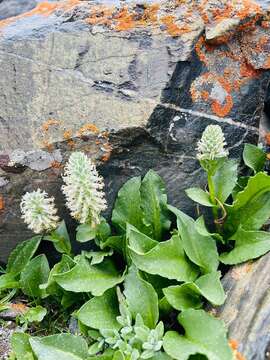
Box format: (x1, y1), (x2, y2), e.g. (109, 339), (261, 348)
(207, 173), (219, 224)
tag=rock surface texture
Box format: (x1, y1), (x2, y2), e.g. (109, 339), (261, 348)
(1, 0), (270, 260)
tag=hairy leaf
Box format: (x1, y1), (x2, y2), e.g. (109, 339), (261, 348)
(163, 309), (233, 360)
(128, 225), (198, 282)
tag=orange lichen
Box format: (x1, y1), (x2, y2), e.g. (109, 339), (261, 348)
(0, 0), (82, 29)
(161, 15), (190, 37)
(0, 195), (4, 211)
(229, 339), (246, 360)
(63, 130), (73, 140)
(265, 133), (270, 146)
(77, 123), (100, 137)
(42, 119), (60, 132)
(42, 139), (54, 152)
(50, 160), (62, 169)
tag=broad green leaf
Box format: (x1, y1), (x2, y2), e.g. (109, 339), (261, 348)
(113, 351), (125, 360)
(124, 266), (159, 329)
(128, 225), (199, 282)
(169, 206), (219, 274)
(20, 255), (50, 298)
(195, 216), (224, 243)
(40, 255), (75, 296)
(7, 236), (42, 276)
(77, 288), (120, 330)
(0, 273), (19, 290)
(220, 227), (270, 264)
(29, 334), (88, 360)
(212, 159), (238, 203)
(150, 352), (172, 360)
(45, 221), (71, 254)
(11, 332), (34, 360)
(76, 224), (96, 243)
(185, 188), (214, 207)
(140, 170), (171, 240)
(96, 218), (111, 242)
(243, 144), (266, 173)
(112, 176), (146, 233)
(163, 272), (225, 311)
(54, 257), (125, 296)
(163, 309), (233, 360)
(24, 306), (47, 323)
(225, 172), (270, 235)
(231, 176), (249, 201)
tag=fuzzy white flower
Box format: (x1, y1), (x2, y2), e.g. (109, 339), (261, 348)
(196, 125), (228, 161)
(21, 189), (59, 234)
(62, 152), (107, 225)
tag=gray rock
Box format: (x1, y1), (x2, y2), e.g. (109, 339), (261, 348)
(0, 0), (37, 21)
(0, 0), (269, 261)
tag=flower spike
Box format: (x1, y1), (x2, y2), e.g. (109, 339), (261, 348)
(62, 152), (107, 226)
(196, 125), (228, 161)
(21, 189), (59, 234)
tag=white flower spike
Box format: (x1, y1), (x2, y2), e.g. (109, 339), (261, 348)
(21, 189), (59, 234)
(196, 125), (228, 161)
(62, 152), (107, 226)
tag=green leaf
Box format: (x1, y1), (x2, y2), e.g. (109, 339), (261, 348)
(0, 273), (19, 290)
(24, 306), (47, 323)
(195, 217), (224, 244)
(124, 266), (159, 329)
(45, 221), (71, 254)
(77, 288), (120, 330)
(127, 225), (199, 282)
(7, 236), (42, 276)
(225, 172), (270, 235)
(20, 255), (50, 298)
(163, 272), (225, 311)
(220, 227), (270, 264)
(11, 333), (34, 360)
(169, 206), (219, 274)
(76, 224), (96, 243)
(100, 236), (124, 254)
(29, 334), (88, 360)
(140, 170), (171, 240)
(83, 249), (113, 265)
(212, 159), (238, 203)
(163, 309), (233, 360)
(40, 255), (75, 296)
(243, 144), (266, 173)
(54, 257), (125, 296)
(112, 176), (146, 233)
(185, 188), (214, 207)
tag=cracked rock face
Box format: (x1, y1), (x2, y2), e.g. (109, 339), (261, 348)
(0, 0), (270, 262)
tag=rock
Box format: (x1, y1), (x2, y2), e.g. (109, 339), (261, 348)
(209, 253), (270, 359)
(0, 0), (37, 21)
(0, 0), (270, 262)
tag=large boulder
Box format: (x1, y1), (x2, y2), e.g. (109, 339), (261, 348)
(0, 0), (270, 264)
